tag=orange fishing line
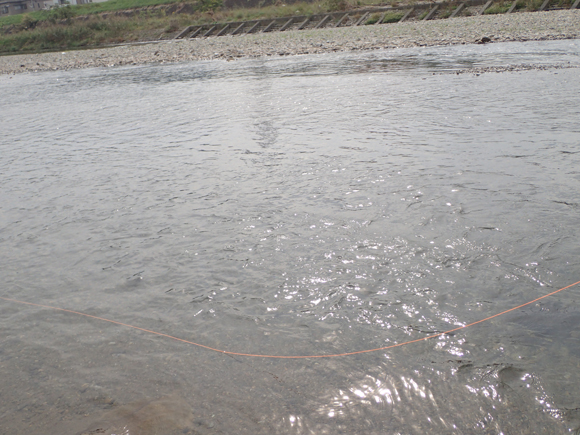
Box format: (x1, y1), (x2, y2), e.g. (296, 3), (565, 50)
(1, 279), (579, 359)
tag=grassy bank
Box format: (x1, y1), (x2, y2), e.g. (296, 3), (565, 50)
(1, 0), (183, 26)
(0, 0), (574, 54)
(0, 0), (360, 53)
(1, 0), (379, 28)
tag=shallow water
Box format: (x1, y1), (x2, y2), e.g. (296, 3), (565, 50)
(1, 39), (580, 434)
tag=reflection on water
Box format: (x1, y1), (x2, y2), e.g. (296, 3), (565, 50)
(1, 39), (580, 434)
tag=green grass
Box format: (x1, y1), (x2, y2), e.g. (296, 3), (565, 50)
(382, 11), (403, 22)
(0, 0), (333, 53)
(0, 0), (189, 28)
(519, 0), (544, 9)
(0, 16), (159, 52)
(221, 2), (327, 21)
(483, 1), (512, 14)
(365, 11), (401, 24)
(438, 6), (454, 18)
(0, 0), (333, 28)
(325, 0), (355, 11)
(365, 11), (382, 23)
(55, 0), (184, 15)
(552, 0), (573, 7)
(0, 14), (26, 26)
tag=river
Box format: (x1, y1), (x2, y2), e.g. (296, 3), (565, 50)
(1, 39), (580, 434)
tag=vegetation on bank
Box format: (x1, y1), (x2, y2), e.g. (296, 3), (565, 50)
(1, 0), (376, 28)
(0, 0), (575, 54)
(2, 0), (348, 53)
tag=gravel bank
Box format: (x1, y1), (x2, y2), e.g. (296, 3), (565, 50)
(1, 9), (579, 75)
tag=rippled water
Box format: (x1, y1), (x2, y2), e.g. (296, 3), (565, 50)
(1, 39), (580, 435)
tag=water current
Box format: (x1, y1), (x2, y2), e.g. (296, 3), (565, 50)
(1, 39), (580, 434)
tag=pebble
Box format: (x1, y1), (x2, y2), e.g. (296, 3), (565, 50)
(1, 10), (579, 75)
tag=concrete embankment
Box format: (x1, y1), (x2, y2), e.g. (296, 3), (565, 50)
(1, 9), (579, 75)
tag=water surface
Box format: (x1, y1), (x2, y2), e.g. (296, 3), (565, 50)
(1, 39), (580, 434)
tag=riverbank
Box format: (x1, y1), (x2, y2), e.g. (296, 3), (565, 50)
(1, 9), (579, 75)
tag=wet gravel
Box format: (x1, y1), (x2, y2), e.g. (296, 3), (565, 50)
(1, 9), (579, 75)
(444, 63), (580, 74)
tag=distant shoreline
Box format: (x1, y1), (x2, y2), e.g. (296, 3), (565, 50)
(1, 9), (579, 75)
